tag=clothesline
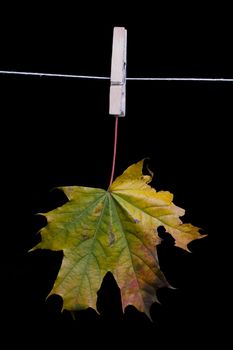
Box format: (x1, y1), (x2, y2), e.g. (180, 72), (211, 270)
(0, 70), (233, 82)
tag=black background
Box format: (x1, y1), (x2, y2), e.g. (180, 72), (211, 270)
(0, 3), (231, 347)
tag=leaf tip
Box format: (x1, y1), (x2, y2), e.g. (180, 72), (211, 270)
(28, 244), (40, 253)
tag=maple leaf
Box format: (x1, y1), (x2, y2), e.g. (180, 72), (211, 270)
(31, 160), (204, 318)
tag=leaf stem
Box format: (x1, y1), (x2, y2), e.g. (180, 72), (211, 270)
(108, 116), (119, 189)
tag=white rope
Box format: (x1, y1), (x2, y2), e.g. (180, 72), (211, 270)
(0, 70), (233, 82)
(127, 77), (233, 82)
(0, 70), (109, 80)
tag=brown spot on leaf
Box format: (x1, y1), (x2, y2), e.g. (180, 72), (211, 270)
(82, 232), (89, 240)
(92, 202), (103, 217)
(109, 231), (115, 246)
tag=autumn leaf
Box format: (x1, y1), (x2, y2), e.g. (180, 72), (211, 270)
(31, 159), (204, 318)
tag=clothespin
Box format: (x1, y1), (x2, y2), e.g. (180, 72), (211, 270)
(109, 27), (127, 116)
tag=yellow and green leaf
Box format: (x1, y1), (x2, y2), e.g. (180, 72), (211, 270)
(31, 160), (204, 318)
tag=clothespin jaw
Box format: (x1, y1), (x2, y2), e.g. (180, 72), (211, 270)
(109, 27), (127, 116)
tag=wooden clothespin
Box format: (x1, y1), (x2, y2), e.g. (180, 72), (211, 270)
(109, 27), (127, 116)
